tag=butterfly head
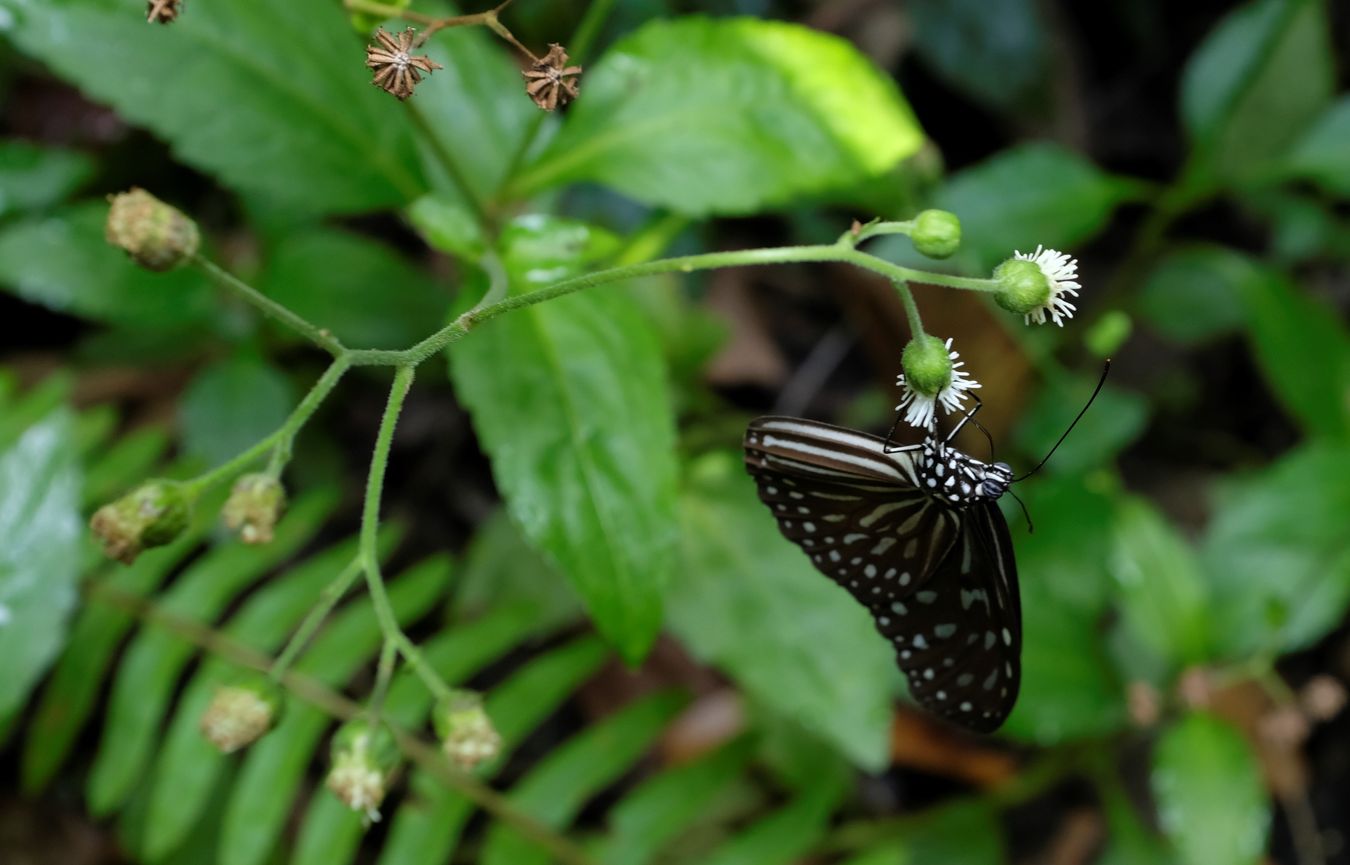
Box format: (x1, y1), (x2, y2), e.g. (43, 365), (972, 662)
(980, 461), (1014, 499)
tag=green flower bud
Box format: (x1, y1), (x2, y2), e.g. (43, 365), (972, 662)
(434, 690), (502, 771)
(200, 671), (284, 753)
(327, 720), (399, 821)
(911, 209), (961, 259)
(900, 334), (952, 397)
(992, 258), (1051, 315)
(222, 473), (286, 545)
(105, 188), (199, 271)
(89, 479), (191, 564)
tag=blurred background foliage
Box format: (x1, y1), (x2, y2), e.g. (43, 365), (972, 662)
(1, 0), (1349, 863)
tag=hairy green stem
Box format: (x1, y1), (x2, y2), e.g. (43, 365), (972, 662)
(270, 556), (364, 680)
(183, 358), (350, 497)
(368, 638), (399, 718)
(360, 366), (455, 702)
(895, 280), (925, 337)
(192, 255), (345, 356)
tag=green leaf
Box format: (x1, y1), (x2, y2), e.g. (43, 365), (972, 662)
(83, 427), (173, 510)
(1098, 771), (1176, 865)
(0, 139), (94, 216)
(1151, 713), (1269, 865)
(452, 509), (584, 630)
(1237, 265), (1350, 441)
(1180, 0), (1333, 183)
(0, 0), (425, 212)
(481, 691), (687, 865)
(407, 194), (487, 262)
(85, 490), (338, 815)
(448, 216), (677, 663)
(1201, 444), (1350, 658)
(1279, 96), (1350, 196)
(1001, 475), (1125, 743)
(179, 352), (295, 468)
(888, 143), (1139, 271)
(596, 738), (757, 865)
(1136, 247), (1254, 344)
(261, 229), (450, 350)
(1108, 499), (1212, 672)
(908, 0), (1049, 110)
(513, 17), (925, 216)
(698, 777), (848, 865)
(851, 801), (1002, 865)
(670, 453), (895, 769)
(0, 203), (218, 329)
(0, 409), (82, 717)
(1013, 374), (1148, 476)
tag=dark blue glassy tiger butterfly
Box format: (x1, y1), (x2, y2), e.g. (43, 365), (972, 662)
(744, 363), (1109, 733)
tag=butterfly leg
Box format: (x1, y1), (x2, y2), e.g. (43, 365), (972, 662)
(882, 411), (924, 454)
(945, 394), (998, 461)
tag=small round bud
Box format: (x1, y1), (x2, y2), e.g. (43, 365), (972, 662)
(105, 188), (199, 271)
(326, 720), (399, 821)
(434, 690), (502, 771)
(90, 479), (191, 564)
(200, 671), (283, 753)
(992, 258), (1052, 315)
(900, 335), (952, 397)
(911, 209), (961, 259)
(222, 474), (286, 545)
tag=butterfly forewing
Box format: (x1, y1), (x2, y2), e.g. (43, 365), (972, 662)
(744, 416), (1022, 733)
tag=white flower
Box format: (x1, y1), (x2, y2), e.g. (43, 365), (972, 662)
(1014, 246), (1081, 326)
(895, 338), (981, 429)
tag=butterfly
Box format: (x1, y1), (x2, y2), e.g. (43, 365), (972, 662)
(742, 364), (1107, 733)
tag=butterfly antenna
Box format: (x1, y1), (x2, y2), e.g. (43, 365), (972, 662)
(1013, 359), (1112, 482)
(1008, 488), (1033, 534)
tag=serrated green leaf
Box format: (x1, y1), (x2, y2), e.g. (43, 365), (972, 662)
(514, 17), (924, 215)
(1108, 499), (1212, 672)
(886, 143), (1139, 271)
(1180, 0), (1333, 183)
(1201, 444), (1350, 658)
(1152, 713), (1269, 865)
(670, 453), (894, 769)
(85, 490), (338, 815)
(481, 691), (687, 865)
(1279, 96), (1350, 196)
(0, 139), (94, 216)
(597, 738), (756, 865)
(1237, 266), (1350, 441)
(0, 409), (82, 717)
(1136, 247), (1254, 344)
(0, 203), (218, 329)
(179, 352), (295, 469)
(260, 228), (451, 350)
(448, 216), (677, 663)
(0, 0), (425, 212)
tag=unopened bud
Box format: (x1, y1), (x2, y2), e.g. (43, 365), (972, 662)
(200, 671), (283, 753)
(434, 690), (502, 770)
(992, 258), (1051, 315)
(222, 473), (286, 545)
(105, 188), (199, 271)
(911, 209), (961, 259)
(900, 334), (952, 397)
(90, 479), (191, 564)
(326, 720), (399, 822)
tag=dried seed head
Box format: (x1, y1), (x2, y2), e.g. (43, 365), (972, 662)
(434, 690), (502, 770)
(106, 188), (199, 271)
(90, 479), (191, 564)
(523, 43), (582, 111)
(200, 672), (284, 753)
(366, 28), (442, 100)
(222, 473), (286, 545)
(146, 0), (183, 23)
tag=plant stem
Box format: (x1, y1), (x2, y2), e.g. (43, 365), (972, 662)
(368, 638), (399, 717)
(360, 365), (455, 702)
(895, 280), (925, 337)
(192, 255), (345, 356)
(183, 358), (350, 497)
(270, 556), (364, 680)
(85, 579), (599, 865)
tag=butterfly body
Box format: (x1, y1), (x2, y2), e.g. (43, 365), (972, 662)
(744, 416), (1021, 733)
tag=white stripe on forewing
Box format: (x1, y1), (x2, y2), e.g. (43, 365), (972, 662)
(757, 423), (907, 481)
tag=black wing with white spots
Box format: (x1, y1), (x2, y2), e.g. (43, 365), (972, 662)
(743, 416), (1022, 733)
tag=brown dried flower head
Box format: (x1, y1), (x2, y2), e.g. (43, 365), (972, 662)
(523, 43), (581, 111)
(366, 28), (442, 101)
(146, 0), (183, 23)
